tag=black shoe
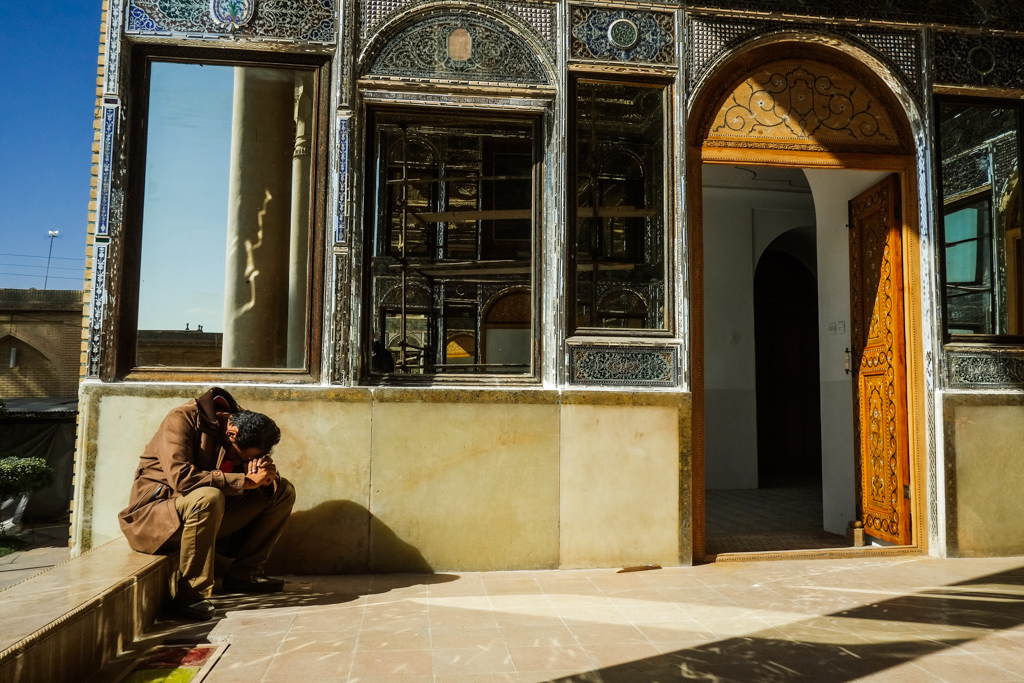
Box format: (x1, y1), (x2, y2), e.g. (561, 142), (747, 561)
(172, 578), (215, 621)
(222, 573), (286, 594)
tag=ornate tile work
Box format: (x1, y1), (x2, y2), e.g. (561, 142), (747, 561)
(947, 349), (1024, 389)
(686, 14), (921, 100)
(570, 345), (678, 387)
(335, 116), (349, 244)
(97, 102), (119, 238)
(331, 254), (350, 383)
(935, 31), (1024, 90)
(361, 0), (554, 46)
(504, 2), (553, 44)
(362, 0), (412, 38)
(104, 0), (124, 94)
(362, 90), (550, 110)
(367, 13), (549, 84)
(86, 244), (108, 379)
(687, 0), (1024, 31)
(126, 0), (336, 42)
(570, 7), (674, 64)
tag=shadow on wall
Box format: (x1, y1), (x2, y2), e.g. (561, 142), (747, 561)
(265, 500), (433, 575)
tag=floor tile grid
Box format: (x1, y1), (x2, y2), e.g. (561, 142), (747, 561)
(192, 558), (1024, 683)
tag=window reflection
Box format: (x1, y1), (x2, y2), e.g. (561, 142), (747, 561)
(939, 102), (1023, 336)
(574, 80), (666, 331)
(136, 61), (317, 368)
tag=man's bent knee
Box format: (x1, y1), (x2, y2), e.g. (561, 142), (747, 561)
(177, 487), (226, 520)
(274, 478), (296, 507)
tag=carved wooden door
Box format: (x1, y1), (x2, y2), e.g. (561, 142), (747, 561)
(849, 173), (911, 545)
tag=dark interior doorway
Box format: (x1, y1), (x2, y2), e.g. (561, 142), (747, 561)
(754, 248), (822, 488)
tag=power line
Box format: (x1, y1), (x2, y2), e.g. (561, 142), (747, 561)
(0, 262), (83, 273)
(0, 252), (84, 262)
(0, 272), (83, 282)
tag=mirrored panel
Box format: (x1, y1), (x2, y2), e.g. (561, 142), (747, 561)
(939, 102), (1023, 337)
(368, 113), (536, 376)
(135, 61), (317, 368)
(573, 80), (666, 332)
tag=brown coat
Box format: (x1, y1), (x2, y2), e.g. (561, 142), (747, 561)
(118, 387), (247, 554)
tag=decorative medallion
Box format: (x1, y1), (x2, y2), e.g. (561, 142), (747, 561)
(210, 0), (255, 29)
(570, 345), (678, 387)
(367, 13), (549, 85)
(706, 60), (900, 152)
(570, 7), (673, 64)
(607, 18), (639, 50)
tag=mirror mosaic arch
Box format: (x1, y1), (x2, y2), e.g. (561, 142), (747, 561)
(685, 15), (922, 102)
(364, 11), (550, 84)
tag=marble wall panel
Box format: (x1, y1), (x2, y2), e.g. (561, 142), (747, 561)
(559, 403), (681, 569)
(88, 395), (187, 549)
(950, 403), (1024, 557)
(76, 386), (375, 574)
(368, 398), (560, 572)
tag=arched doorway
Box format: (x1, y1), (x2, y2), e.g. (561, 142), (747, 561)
(689, 41), (927, 561)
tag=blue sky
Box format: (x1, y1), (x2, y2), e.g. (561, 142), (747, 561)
(0, 3), (101, 290)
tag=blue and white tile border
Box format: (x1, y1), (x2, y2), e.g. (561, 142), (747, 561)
(96, 99), (119, 239)
(86, 243), (109, 378)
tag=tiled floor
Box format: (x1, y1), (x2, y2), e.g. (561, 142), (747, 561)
(0, 521), (70, 591)
(706, 485), (848, 554)
(105, 554), (1024, 682)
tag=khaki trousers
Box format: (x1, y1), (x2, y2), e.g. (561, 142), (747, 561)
(166, 478), (295, 596)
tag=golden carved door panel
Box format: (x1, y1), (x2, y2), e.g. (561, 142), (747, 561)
(849, 174), (911, 545)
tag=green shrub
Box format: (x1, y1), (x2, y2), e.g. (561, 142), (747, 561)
(0, 456), (54, 498)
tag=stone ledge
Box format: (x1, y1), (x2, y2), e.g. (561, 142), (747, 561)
(0, 538), (171, 683)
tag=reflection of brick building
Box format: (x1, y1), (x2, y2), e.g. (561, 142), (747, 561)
(1, 290), (84, 399)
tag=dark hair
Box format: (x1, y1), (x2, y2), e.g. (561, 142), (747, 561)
(228, 411), (281, 454)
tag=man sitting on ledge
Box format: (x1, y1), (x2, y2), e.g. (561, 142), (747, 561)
(119, 387), (295, 620)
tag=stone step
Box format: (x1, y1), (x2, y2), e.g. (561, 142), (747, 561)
(0, 538), (171, 683)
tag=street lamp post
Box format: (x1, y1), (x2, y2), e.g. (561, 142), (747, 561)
(44, 230), (59, 289)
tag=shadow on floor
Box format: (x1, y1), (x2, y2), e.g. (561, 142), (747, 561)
(542, 565), (1024, 682)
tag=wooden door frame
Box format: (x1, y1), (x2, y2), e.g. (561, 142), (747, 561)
(688, 147), (929, 562)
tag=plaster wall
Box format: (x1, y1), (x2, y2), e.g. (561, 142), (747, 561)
(702, 182), (815, 489)
(804, 169), (890, 535)
(72, 384), (688, 572)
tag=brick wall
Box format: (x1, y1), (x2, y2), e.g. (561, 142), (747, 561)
(1, 290), (85, 399)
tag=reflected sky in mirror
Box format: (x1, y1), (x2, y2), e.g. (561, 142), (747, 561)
(138, 62), (232, 332)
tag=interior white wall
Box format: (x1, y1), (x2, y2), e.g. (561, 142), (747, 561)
(702, 183), (815, 490)
(803, 169), (889, 535)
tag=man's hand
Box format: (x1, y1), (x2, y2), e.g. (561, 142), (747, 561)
(243, 456), (279, 489)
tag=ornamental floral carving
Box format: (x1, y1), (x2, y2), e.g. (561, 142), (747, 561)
(127, 0), (335, 42)
(708, 61), (900, 150)
(570, 345), (677, 386)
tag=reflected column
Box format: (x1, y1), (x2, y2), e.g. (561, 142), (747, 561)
(222, 66), (294, 368)
(286, 72), (314, 368)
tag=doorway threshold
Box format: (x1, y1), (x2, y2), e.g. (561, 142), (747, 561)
(706, 544), (921, 563)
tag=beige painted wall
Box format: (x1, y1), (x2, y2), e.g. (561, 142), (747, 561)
(72, 384), (688, 572)
(951, 403), (1024, 557)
